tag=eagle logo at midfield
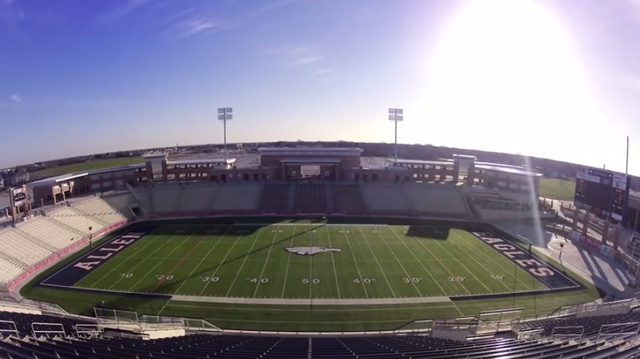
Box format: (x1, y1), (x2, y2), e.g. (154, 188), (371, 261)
(283, 247), (342, 256)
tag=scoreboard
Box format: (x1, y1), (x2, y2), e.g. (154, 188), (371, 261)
(574, 167), (629, 222)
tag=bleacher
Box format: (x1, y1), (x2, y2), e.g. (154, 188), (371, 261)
(294, 183), (327, 213)
(73, 197), (130, 224)
(0, 322), (638, 358)
(361, 184), (411, 212)
(47, 208), (108, 234)
(211, 184), (261, 211)
(259, 183), (290, 213)
(332, 184), (366, 213)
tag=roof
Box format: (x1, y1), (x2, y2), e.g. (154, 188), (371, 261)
(453, 154), (478, 160)
(280, 158), (342, 163)
(28, 163), (145, 187)
(475, 164), (542, 177)
(142, 153), (167, 159)
(167, 158), (236, 165)
(259, 147), (363, 155)
(86, 164), (146, 176)
(387, 158), (453, 166)
(28, 173), (89, 187)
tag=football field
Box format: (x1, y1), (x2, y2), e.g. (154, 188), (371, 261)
(59, 224), (562, 300)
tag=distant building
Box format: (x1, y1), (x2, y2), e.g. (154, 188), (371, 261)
(1, 169), (29, 187)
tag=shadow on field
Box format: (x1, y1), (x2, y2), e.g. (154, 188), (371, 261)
(150, 223), (328, 294)
(406, 225), (451, 240)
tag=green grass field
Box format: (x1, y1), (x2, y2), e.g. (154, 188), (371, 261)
(26, 222), (600, 332)
(74, 224), (552, 298)
(539, 178), (576, 200)
(32, 157), (144, 177)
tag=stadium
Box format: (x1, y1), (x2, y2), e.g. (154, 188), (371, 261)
(4, 0), (640, 357)
(1, 144), (640, 358)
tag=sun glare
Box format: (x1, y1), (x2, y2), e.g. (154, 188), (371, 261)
(423, 0), (602, 157)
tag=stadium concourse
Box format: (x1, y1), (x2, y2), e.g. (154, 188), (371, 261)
(0, 149), (639, 357)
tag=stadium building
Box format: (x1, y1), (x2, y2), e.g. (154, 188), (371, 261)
(2, 147), (640, 357)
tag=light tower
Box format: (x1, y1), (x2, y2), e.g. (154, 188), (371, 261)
(217, 107), (233, 162)
(388, 108), (403, 163)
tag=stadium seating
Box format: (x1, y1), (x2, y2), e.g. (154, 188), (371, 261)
(294, 183), (328, 213)
(47, 208), (108, 235)
(361, 184), (411, 212)
(73, 197), (131, 224)
(211, 184), (261, 211)
(404, 184), (470, 216)
(0, 325), (638, 358)
(259, 183), (290, 213)
(332, 184), (366, 213)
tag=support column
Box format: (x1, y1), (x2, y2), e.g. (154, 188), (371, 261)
(581, 212), (590, 237)
(602, 221), (610, 244)
(612, 224), (621, 250)
(572, 209), (580, 232)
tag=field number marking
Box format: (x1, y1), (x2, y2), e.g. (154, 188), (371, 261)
(271, 230), (283, 233)
(200, 276), (220, 282)
(491, 275), (504, 280)
(302, 278), (321, 284)
(247, 277), (269, 284)
(371, 230), (382, 234)
(449, 276), (466, 282)
(339, 230), (352, 234)
(156, 275), (174, 280)
(353, 278), (375, 284)
(119, 273), (133, 278)
(403, 277), (422, 283)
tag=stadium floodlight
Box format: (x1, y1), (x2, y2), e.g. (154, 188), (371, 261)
(217, 107), (233, 162)
(388, 108), (404, 163)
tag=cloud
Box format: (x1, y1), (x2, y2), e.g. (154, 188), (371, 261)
(269, 45), (322, 66)
(9, 94), (22, 103)
(312, 68), (334, 77)
(172, 16), (221, 38)
(239, 0), (303, 20)
(97, 0), (151, 24)
(268, 44), (335, 76)
(291, 56), (322, 66)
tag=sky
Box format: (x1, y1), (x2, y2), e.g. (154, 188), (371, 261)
(1, 0), (640, 175)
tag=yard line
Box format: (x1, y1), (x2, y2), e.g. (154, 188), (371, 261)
(151, 236), (208, 292)
(89, 231), (169, 289)
(325, 225), (341, 299)
(198, 230), (246, 296)
(225, 228), (265, 297)
(120, 229), (199, 291)
(369, 227), (423, 297)
(280, 225), (297, 298)
(422, 227), (493, 293)
(253, 227), (280, 297)
(157, 226), (234, 298)
(397, 227), (471, 295)
(450, 231), (525, 292)
(341, 227), (369, 298)
(354, 227), (397, 298)
(455, 235), (536, 290)
(387, 226), (448, 296)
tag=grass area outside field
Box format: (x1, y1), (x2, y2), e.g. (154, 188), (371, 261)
(539, 178), (576, 200)
(21, 222), (600, 332)
(32, 157), (144, 177)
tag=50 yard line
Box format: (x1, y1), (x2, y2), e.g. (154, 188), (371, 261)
(325, 225), (341, 299)
(280, 225), (297, 298)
